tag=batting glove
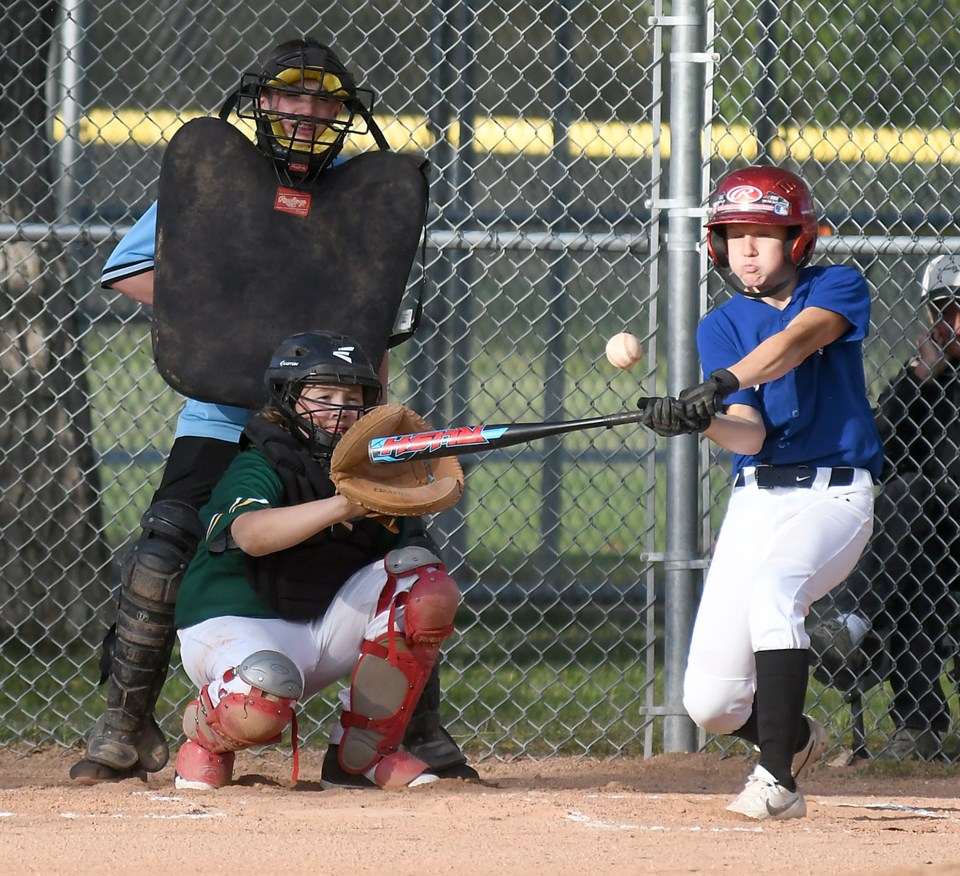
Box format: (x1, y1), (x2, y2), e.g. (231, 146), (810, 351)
(678, 368), (740, 421)
(638, 396), (710, 437)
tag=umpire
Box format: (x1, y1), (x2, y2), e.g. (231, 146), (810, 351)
(810, 254), (960, 760)
(71, 37), (475, 785)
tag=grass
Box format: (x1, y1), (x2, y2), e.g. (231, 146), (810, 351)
(7, 604), (959, 764)
(2, 605), (658, 759)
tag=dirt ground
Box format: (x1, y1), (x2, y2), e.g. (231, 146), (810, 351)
(1, 746), (959, 876)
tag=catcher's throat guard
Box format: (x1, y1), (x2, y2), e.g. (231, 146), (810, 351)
(152, 117), (428, 408)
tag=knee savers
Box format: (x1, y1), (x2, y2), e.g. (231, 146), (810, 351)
(183, 650), (303, 755)
(339, 547), (459, 782)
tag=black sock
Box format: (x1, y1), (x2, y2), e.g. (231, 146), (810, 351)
(729, 698), (809, 753)
(731, 702), (759, 746)
(755, 649), (810, 791)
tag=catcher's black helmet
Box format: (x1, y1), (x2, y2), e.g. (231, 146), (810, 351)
(232, 38), (375, 178)
(264, 330), (381, 460)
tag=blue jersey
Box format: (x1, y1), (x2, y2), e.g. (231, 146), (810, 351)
(102, 202), (251, 442)
(697, 264), (884, 480)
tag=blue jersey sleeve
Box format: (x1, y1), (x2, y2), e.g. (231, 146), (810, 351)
(696, 308), (759, 409)
(806, 265), (871, 342)
(101, 202), (158, 287)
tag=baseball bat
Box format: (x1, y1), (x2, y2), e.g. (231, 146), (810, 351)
(369, 398), (652, 464)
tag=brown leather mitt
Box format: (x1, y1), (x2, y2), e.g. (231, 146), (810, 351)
(330, 404), (465, 517)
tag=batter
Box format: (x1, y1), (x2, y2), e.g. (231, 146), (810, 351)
(640, 165), (883, 820)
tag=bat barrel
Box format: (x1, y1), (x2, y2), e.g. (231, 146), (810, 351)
(368, 402), (652, 464)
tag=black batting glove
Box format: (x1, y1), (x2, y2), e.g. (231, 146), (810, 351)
(639, 396), (709, 437)
(678, 368), (740, 421)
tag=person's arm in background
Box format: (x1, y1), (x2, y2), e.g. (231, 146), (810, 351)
(110, 271), (155, 305)
(910, 317), (955, 381)
(101, 202), (158, 306)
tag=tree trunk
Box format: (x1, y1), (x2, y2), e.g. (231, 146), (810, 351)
(0, 0), (110, 648)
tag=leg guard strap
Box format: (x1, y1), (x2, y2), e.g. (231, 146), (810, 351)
(340, 637), (433, 744)
(339, 553), (459, 782)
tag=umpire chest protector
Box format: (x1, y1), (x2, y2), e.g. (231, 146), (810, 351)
(152, 117), (428, 408)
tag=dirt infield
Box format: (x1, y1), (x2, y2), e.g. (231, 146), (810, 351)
(1, 746), (959, 875)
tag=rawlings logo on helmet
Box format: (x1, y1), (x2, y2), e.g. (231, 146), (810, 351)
(712, 188), (792, 220)
(726, 185), (763, 204)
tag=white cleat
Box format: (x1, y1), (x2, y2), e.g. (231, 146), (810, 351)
(726, 765), (807, 821)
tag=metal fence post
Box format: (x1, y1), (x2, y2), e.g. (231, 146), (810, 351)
(662, 0), (709, 753)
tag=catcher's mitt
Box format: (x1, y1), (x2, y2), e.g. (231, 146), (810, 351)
(330, 404), (465, 517)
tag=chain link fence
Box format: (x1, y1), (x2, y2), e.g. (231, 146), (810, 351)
(2, 0), (959, 764)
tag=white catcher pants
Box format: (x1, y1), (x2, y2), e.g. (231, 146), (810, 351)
(177, 558), (415, 743)
(683, 467), (875, 735)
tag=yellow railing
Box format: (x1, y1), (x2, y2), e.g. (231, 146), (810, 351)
(53, 111), (960, 165)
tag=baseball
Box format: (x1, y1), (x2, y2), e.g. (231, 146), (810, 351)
(605, 332), (643, 369)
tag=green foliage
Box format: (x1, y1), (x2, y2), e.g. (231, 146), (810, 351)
(716, 0), (960, 130)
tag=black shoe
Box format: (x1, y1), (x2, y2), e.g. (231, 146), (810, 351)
(320, 744), (479, 789)
(433, 761), (480, 781)
(403, 723), (479, 779)
(319, 745), (377, 790)
(69, 757), (147, 785)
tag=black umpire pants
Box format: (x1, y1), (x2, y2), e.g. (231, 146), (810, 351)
(151, 435), (241, 510)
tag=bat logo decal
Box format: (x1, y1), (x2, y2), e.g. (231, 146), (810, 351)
(369, 425), (510, 462)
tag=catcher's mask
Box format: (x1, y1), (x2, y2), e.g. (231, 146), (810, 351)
(222, 38), (378, 180)
(265, 330), (382, 461)
(706, 165), (818, 298)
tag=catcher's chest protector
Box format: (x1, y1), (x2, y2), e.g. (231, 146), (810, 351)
(153, 117), (429, 408)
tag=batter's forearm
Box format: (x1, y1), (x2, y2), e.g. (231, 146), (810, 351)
(703, 413), (766, 455)
(727, 332), (808, 390)
(727, 308), (849, 389)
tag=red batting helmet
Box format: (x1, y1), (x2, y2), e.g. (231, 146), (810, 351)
(705, 166), (819, 269)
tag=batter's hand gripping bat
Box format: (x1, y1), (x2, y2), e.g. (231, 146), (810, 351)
(369, 399), (652, 464)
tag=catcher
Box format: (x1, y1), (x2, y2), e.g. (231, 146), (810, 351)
(171, 330), (466, 790)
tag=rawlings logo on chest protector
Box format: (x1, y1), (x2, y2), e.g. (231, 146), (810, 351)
(274, 187), (312, 217)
